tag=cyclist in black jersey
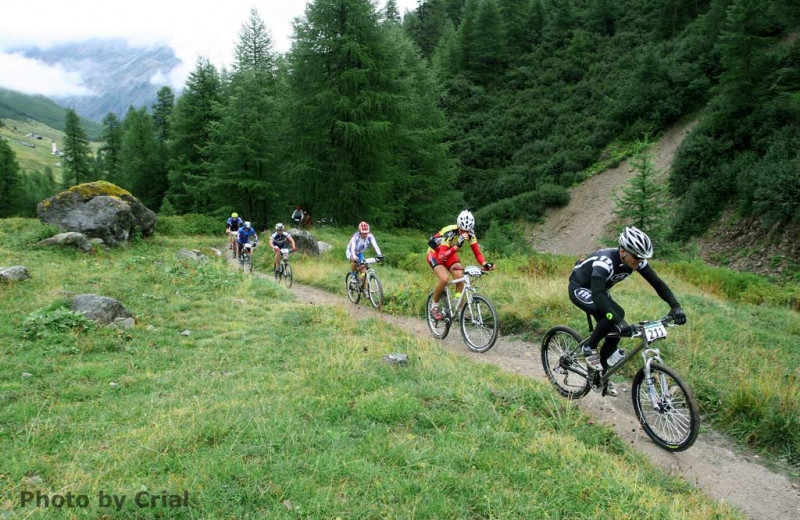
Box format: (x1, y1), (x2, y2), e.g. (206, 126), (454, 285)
(569, 226), (687, 396)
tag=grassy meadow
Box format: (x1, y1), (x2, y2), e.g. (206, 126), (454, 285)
(0, 217), (751, 519)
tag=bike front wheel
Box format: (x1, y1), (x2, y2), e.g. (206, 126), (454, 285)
(345, 272), (360, 304)
(366, 271), (383, 309)
(283, 263), (293, 287)
(632, 363), (700, 452)
(425, 292), (451, 340)
(460, 294), (498, 353)
(541, 326), (591, 399)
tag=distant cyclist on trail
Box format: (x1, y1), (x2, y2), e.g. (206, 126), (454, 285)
(226, 212), (243, 253)
(569, 226), (687, 396)
(346, 222), (383, 290)
(236, 221), (258, 259)
(427, 210), (495, 322)
(269, 223), (297, 274)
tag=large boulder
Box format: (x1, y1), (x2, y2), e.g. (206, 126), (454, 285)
(289, 228), (320, 256)
(71, 294), (134, 327)
(37, 181), (156, 246)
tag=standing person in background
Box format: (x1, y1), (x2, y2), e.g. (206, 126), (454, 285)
(427, 210), (495, 321)
(291, 206), (305, 228)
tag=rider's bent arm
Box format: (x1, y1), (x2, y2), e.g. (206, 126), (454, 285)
(639, 264), (681, 309)
(369, 235), (383, 257)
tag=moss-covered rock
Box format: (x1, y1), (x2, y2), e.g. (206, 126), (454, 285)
(37, 181), (156, 245)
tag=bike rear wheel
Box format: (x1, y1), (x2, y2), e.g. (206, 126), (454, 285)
(460, 294), (498, 353)
(366, 271), (383, 309)
(425, 292), (451, 340)
(632, 363), (700, 452)
(345, 272), (360, 303)
(541, 326), (591, 399)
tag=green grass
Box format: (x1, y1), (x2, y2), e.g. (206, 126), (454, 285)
(287, 226), (800, 469)
(0, 219), (744, 518)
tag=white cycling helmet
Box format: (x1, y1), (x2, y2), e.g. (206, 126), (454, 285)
(275, 222), (285, 231)
(618, 226), (653, 259)
(244, 221), (251, 228)
(457, 210), (475, 231)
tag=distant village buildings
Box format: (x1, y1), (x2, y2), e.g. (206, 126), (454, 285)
(51, 140), (63, 156)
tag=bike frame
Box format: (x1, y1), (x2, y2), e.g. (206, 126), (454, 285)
(568, 320), (670, 398)
(440, 267), (481, 318)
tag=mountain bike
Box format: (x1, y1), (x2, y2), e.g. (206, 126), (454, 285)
(274, 248), (293, 287)
(425, 265), (498, 353)
(345, 257), (383, 309)
(540, 314), (699, 452)
(238, 243), (255, 274)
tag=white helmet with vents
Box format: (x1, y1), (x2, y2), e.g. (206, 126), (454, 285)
(456, 210), (475, 231)
(618, 226), (653, 259)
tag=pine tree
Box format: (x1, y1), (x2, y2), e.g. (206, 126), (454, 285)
(234, 7), (276, 72)
(61, 108), (94, 188)
(0, 138), (24, 217)
(613, 137), (669, 242)
(98, 112), (123, 182)
(288, 0), (400, 225)
(120, 106), (162, 208)
(166, 58), (222, 213)
(210, 7), (281, 224)
(152, 87), (175, 142)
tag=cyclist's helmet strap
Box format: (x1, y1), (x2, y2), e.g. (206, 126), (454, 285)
(618, 226), (653, 259)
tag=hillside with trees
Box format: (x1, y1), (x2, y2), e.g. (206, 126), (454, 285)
(1, 0), (798, 260)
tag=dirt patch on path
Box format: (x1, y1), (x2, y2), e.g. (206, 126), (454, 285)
(272, 272), (800, 519)
(530, 120), (697, 256)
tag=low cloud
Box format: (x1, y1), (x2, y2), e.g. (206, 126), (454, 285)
(0, 51), (94, 97)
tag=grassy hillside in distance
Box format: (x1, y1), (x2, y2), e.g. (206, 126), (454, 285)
(0, 218), (744, 519)
(1, 118), (100, 179)
(0, 87), (102, 139)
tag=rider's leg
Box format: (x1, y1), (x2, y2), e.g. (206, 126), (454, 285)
(431, 265), (449, 304)
(274, 249), (281, 271)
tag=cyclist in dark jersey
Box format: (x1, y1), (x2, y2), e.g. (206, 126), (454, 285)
(269, 223), (296, 273)
(569, 226), (686, 395)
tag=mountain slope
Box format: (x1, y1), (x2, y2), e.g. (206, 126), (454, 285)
(18, 39), (181, 121)
(529, 119), (696, 256)
(0, 87), (102, 140)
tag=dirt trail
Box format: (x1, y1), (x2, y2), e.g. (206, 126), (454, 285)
(283, 280), (799, 520)
(529, 120), (697, 256)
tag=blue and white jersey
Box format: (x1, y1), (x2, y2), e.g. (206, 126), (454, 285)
(237, 227), (258, 245)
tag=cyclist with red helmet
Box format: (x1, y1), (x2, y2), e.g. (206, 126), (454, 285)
(427, 210), (495, 321)
(346, 222), (384, 290)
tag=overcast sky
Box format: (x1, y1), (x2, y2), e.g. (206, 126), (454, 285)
(0, 0), (421, 97)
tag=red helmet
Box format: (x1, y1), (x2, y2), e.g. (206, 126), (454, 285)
(358, 221), (370, 233)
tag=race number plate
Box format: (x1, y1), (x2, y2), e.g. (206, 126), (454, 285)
(644, 322), (668, 342)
